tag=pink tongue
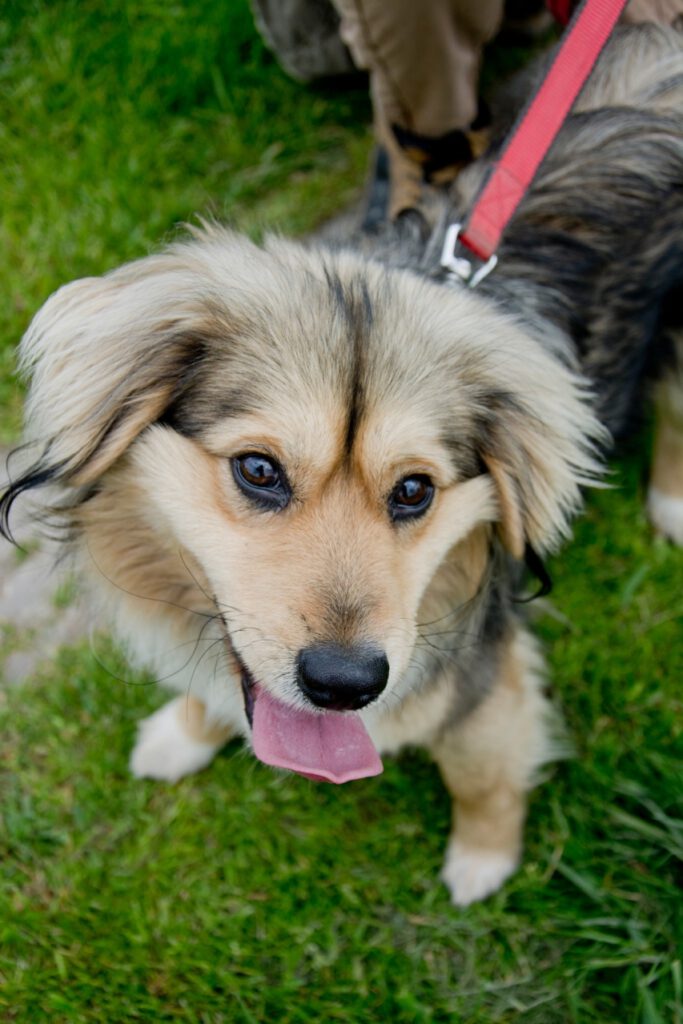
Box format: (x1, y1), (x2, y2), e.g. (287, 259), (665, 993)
(251, 687), (383, 784)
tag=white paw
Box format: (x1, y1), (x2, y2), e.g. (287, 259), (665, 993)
(647, 488), (683, 546)
(440, 840), (519, 907)
(130, 697), (222, 782)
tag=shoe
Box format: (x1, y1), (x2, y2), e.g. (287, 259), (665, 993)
(361, 117), (490, 234)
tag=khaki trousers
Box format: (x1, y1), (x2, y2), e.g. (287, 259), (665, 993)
(332, 0), (505, 138)
(331, 0), (683, 217)
(334, 0), (682, 137)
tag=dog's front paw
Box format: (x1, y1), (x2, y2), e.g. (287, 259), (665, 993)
(130, 697), (223, 782)
(440, 840), (519, 907)
(647, 488), (683, 546)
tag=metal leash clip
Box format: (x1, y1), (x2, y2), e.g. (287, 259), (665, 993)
(440, 223), (497, 289)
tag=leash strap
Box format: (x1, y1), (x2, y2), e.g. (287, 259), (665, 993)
(441, 0), (629, 285)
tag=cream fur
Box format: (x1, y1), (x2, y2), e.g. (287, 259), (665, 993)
(6, 22), (682, 907)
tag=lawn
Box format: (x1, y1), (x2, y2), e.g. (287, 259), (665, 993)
(1, 3), (681, 1022)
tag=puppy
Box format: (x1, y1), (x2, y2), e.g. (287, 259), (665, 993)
(1, 24), (682, 906)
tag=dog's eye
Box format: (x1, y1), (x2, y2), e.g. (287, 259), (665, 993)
(232, 454), (290, 510)
(389, 474), (434, 521)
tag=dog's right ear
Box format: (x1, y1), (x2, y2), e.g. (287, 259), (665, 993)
(0, 248), (232, 539)
(476, 363), (607, 559)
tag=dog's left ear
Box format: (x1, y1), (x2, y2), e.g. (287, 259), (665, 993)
(16, 266), (210, 481)
(0, 233), (249, 538)
(476, 365), (606, 558)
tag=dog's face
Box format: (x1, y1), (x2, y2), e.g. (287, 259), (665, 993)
(15, 227), (601, 746)
(123, 309), (499, 711)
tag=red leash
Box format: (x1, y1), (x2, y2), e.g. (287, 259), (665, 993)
(441, 0), (629, 286)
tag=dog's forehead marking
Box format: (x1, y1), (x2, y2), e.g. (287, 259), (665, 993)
(200, 318), (465, 479)
(175, 256), (493, 486)
(201, 387), (472, 500)
(321, 268), (373, 455)
(315, 265), (482, 476)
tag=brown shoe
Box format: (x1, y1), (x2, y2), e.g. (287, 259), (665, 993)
(362, 116), (490, 233)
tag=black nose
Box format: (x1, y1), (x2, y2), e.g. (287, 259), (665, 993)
(297, 645), (389, 711)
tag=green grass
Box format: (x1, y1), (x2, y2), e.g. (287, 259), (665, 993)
(1, 3), (682, 1023)
(0, 0), (371, 441)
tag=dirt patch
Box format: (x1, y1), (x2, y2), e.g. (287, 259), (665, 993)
(1, 447), (90, 685)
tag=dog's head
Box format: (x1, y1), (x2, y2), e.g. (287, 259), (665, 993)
(2, 226), (602, 778)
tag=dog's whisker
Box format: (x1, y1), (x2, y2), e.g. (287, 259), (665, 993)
(185, 635), (227, 703)
(415, 595), (482, 630)
(178, 549), (219, 608)
(84, 540), (215, 620)
(86, 597), (232, 691)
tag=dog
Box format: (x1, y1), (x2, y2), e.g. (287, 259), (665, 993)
(1, 24), (682, 907)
